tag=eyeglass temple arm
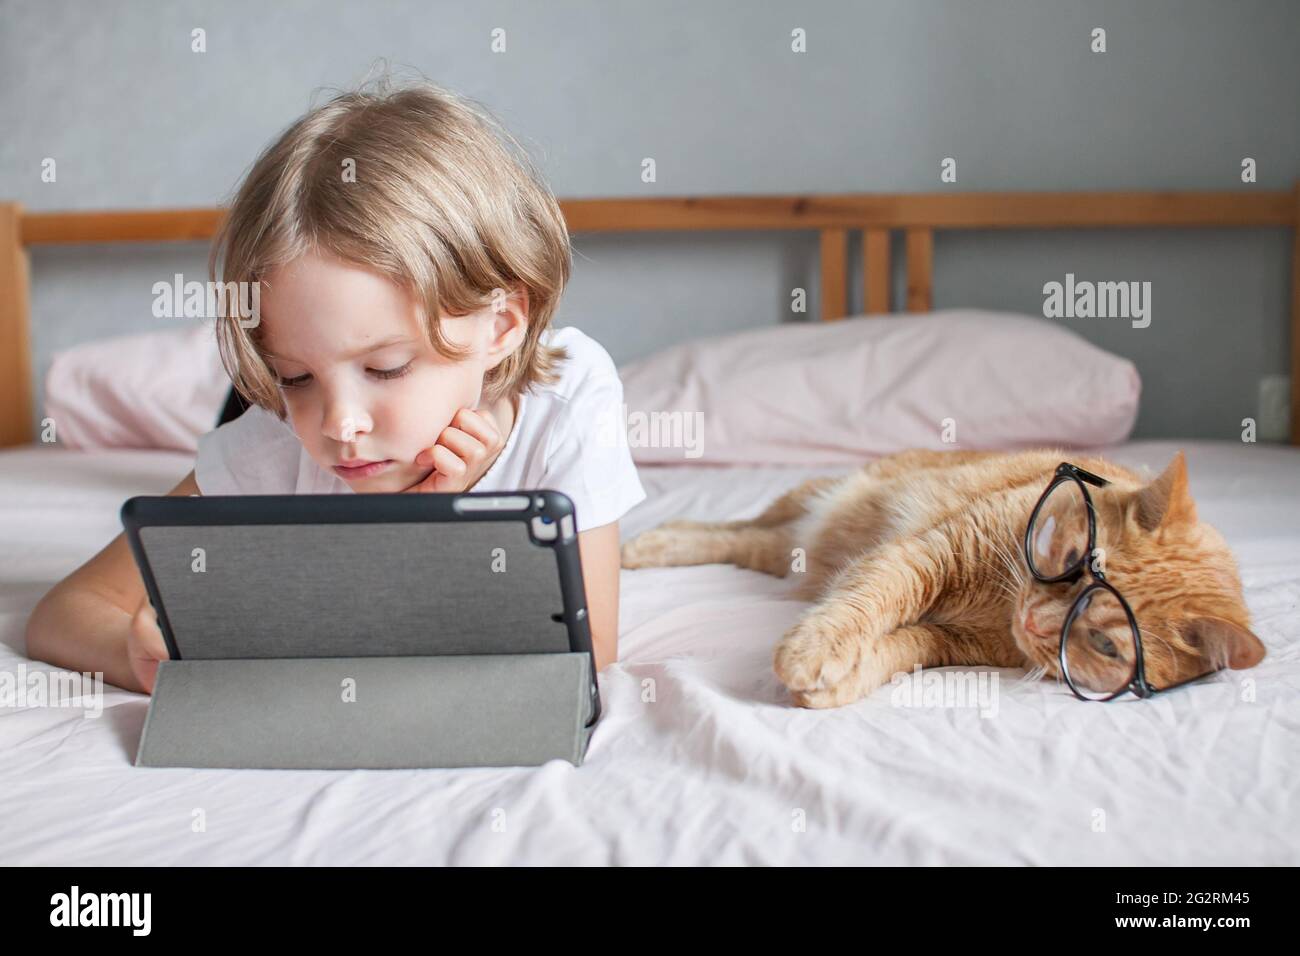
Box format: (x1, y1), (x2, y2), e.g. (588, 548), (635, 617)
(1058, 462), (1111, 488)
(1142, 667), (1225, 696)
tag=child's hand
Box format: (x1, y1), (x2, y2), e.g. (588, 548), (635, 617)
(404, 407), (505, 494)
(126, 591), (169, 694)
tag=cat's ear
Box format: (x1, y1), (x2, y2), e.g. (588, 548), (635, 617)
(1132, 451), (1198, 531)
(1180, 617), (1266, 670)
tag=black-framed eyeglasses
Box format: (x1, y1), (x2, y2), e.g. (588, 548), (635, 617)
(1022, 462), (1221, 701)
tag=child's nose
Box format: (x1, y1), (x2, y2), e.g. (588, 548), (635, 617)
(323, 409), (372, 444)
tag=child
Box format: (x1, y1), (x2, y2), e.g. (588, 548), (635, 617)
(25, 79), (645, 692)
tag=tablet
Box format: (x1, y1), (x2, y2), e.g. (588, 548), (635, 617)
(121, 489), (597, 711)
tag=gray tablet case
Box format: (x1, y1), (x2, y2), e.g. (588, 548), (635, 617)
(123, 491), (599, 770)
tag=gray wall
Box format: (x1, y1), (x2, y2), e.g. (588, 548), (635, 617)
(3, 0), (1298, 440)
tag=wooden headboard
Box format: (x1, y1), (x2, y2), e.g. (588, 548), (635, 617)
(2, 185), (1297, 448)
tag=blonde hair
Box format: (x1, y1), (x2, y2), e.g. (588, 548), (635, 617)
(209, 77), (571, 419)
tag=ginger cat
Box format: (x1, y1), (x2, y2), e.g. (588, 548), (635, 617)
(620, 449), (1265, 708)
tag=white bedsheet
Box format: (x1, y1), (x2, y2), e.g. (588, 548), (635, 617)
(1, 440), (1296, 865)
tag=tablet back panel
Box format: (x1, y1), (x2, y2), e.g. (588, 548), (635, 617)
(139, 519), (570, 659)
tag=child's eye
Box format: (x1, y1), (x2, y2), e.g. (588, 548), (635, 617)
(277, 361), (413, 389)
(370, 361), (414, 381)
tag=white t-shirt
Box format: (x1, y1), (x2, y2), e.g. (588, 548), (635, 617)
(194, 326), (646, 533)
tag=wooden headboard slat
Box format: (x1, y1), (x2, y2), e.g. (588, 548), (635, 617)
(863, 228), (890, 314)
(905, 229), (934, 313)
(21, 208), (225, 245)
(819, 229), (848, 322)
(0, 204), (33, 448)
(17, 191), (1293, 245)
(561, 192), (1295, 231)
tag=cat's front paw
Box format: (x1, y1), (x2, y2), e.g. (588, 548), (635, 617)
(774, 617), (859, 697)
(774, 616), (888, 708)
(788, 671), (880, 709)
(620, 533), (660, 569)
(620, 526), (685, 569)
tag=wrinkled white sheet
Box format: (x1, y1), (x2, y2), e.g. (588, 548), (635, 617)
(1, 440), (1296, 865)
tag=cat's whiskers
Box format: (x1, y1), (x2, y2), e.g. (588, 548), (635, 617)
(1018, 663), (1051, 685)
(984, 535), (1028, 602)
(987, 571), (1021, 604)
(985, 568), (1020, 601)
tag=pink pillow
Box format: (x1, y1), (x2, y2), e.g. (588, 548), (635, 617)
(44, 325), (230, 451)
(615, 309), (1140, 465)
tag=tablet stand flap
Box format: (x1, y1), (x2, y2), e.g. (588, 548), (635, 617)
(135, 653), (596, 770)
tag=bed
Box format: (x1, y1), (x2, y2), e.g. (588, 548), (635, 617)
(1, 190), (1298, 865)
(0, 439), (1297, 865)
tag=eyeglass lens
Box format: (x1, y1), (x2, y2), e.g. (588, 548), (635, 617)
(1027, 478), (1090, 579)
(1062, 587), (1139, 700)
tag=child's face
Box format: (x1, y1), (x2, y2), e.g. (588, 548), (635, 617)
(258, 250), (516, 493)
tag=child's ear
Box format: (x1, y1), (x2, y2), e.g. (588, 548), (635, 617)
(484, 286), (529, 368)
